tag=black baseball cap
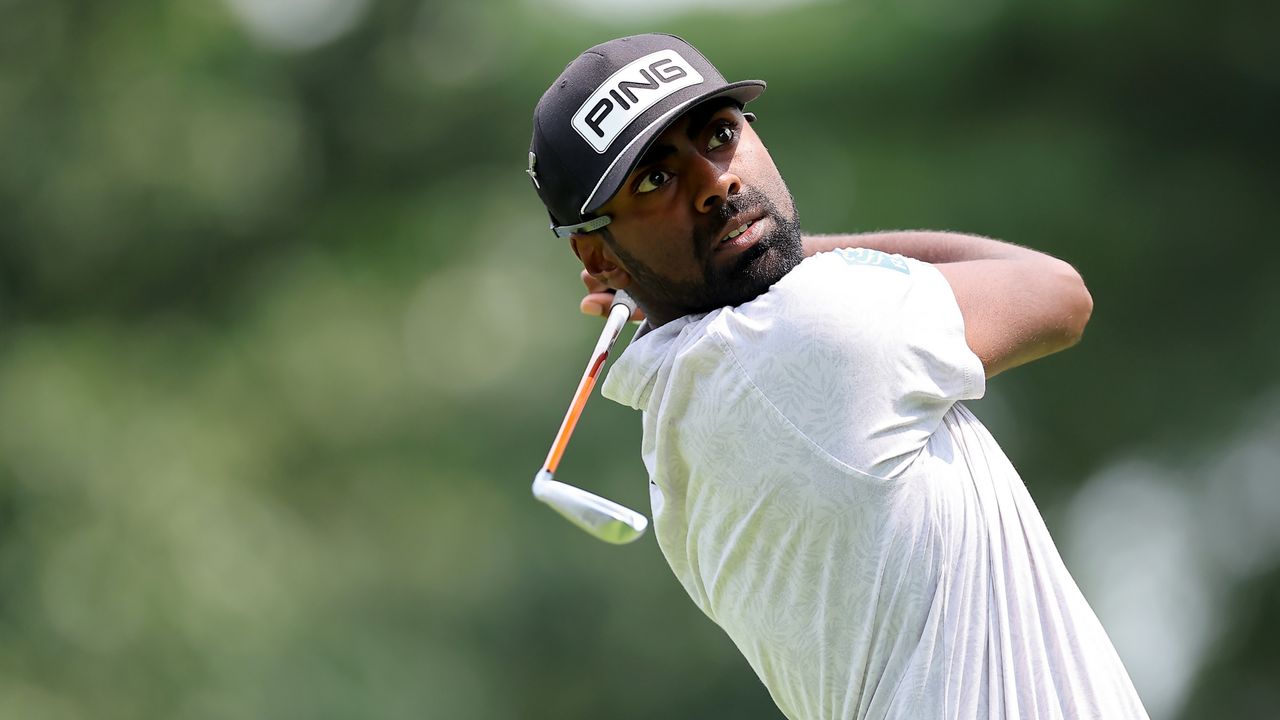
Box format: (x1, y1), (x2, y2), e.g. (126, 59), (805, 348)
(527, 34), (766, 238)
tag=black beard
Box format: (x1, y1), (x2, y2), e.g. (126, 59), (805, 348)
(609, 187), (804, 319)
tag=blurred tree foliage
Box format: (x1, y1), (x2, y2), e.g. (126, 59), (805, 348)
(0, 0), (1275, 718)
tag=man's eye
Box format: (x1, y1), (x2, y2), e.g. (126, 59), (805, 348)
(636, 169), (672, 193)
(708, 125), (737, 150)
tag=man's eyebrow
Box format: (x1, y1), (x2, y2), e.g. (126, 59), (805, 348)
(684, 104), (725, 140)
(631, 104), (737, 175)
(634, 143), (676, 172)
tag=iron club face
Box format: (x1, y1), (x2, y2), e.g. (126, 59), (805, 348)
(532, 470), (648, 544)
(531, 291), (649, 544)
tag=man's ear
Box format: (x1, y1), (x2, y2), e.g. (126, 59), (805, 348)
(570, 233), (632, 290)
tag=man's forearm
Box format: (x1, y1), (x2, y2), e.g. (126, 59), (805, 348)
(802, 231), (1038, 265)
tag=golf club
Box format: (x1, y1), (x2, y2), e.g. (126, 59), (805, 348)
(532, 290), (649, 544)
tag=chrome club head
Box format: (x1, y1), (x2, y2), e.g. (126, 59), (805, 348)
(533, 470), (648, 545)
(531, 291), (649, 544)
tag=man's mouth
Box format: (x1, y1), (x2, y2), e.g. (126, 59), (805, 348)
(715, 215), (765, 253)
(723, 221), (754, 241)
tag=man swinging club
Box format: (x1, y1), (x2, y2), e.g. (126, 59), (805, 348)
(528, 33), (1149, 720)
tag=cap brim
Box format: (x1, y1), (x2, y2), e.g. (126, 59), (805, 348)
(579, 79), (766, 217)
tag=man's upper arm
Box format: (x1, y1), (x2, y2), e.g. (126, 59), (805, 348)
(934, 257), (1094, 378)
(801, 231), (1094, 378)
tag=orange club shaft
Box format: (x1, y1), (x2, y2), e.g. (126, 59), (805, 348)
(542, 350), (610, 474)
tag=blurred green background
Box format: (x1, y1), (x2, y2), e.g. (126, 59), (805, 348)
(1, 0), (1276, 717)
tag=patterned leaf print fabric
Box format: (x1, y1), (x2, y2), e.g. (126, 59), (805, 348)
(602, 252), (1149, 720)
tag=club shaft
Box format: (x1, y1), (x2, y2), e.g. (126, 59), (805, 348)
(542, 352), (607, 473)
(541, 300), (632, 474)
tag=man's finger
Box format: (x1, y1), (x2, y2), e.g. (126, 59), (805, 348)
(580, 292), (614, 317)
(578, 270), (645, 320)
(580, 292), (645, 321)
(580, 270), (613, 295)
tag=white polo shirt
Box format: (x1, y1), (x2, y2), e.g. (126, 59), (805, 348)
(601, 250), (1148, 720)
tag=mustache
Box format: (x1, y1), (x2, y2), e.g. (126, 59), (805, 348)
(692, 187), (772, 258)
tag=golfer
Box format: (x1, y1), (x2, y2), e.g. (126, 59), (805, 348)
(528, 33), (1149, 720)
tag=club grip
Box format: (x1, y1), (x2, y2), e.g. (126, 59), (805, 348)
(609, 290), (636, 319)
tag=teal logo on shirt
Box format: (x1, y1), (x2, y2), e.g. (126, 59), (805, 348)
(833, 248), (910, 274)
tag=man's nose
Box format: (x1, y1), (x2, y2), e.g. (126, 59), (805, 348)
(691, 157), (742, 213)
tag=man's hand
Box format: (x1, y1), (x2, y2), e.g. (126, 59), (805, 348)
(579, 270), (646, 321)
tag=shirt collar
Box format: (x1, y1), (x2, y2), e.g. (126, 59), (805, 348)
(600, 315), (696, 412)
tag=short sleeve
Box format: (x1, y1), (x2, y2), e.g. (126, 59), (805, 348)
(710, 249), (985, 478)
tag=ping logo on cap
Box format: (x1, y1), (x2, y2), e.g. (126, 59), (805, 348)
(572, 50), (704, 153)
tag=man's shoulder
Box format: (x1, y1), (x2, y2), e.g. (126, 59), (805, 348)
(778, 248), (919, 295)
(637, 249), (933, 381)
(821, 247), (914, 274)
(708, 250), (919, 348)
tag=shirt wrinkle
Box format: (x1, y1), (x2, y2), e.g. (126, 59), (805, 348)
(599, 252), (1148, 720)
